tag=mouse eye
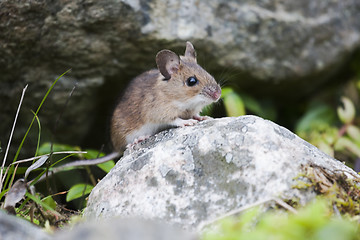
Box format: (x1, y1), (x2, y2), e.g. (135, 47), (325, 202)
(186, 76), (198, 87)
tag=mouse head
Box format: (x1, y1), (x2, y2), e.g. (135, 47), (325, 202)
(156, 42), (221, 110)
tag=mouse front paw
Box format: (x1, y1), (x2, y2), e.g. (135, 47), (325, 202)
(193, 115), (212, 121)
(126, 135), (151, 149)
(172, 118), (198, 127)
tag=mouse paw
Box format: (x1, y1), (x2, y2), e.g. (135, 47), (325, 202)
(172, 118), (198, 127)
(193, 115), (212, 121)
(127, 135), (151, 149)
(134, 135), (151, 144)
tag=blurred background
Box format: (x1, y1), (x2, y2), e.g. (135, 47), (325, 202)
(1, 0), (360, 209)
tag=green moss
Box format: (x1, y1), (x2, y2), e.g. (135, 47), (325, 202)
(202, 198), (360, 240)
(294, 165), (360, 216)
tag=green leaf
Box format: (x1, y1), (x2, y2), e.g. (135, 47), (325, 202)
(240, 93), (277, 120)
(84, 149), (105, 159)
(337, 97), (355, 124)
(221, 87), (245, 117)
(97, 161), (115, 173)
(82, 149), (114, 172)
(295, 103), (336, 134)
(346, 125), (360, 143)
(4, 167), (29, 175)
(335, 136), (360, 157)
(38, 142), (81, 155)
(29, 153), (79, 186)
(25, 192), (60, 217)
(66, 183), (93, 202)
(317, 141), (334, 157)
(41, 196), (57, 210)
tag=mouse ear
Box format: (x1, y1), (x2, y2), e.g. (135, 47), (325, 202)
(156, 50), (180, 80)
(184, 41), (197, 63)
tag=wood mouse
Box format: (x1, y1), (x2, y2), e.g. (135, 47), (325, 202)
(51, 42), (221, 171)
(111, 41), (221, 151)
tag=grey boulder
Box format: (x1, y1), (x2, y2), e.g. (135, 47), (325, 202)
(0, 210), (50, 240)
(0, 210), (193, 240)
(54, 218), (195, 240)
(84, 116), (357, 230)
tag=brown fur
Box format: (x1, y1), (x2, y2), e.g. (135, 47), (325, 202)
(110, 42), (221, 151)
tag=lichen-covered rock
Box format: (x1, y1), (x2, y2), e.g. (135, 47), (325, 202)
(84, 116), (357, 230)
(1, 0), (360, 156)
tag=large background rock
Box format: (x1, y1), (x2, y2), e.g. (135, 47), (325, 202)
(84, 116), (357, 230)
(1, 0), (360, 156)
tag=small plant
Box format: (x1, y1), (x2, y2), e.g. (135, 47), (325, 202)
(201, 198), (360, 240)
(295, 92), (360, 170)
(0, 70), (115, 227)
(220, 87), (276, 120)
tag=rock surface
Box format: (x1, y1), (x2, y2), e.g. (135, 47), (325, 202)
(84, 116), (358, 230)
(0, 210), (50, 240)
(1, 0), (360, 155)
(0, 210), (193, 240)
(54, 218), (195, 240)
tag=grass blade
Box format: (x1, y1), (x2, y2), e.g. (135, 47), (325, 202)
(0, 85), (28, 192)
(2, 69), (71, 194)
(30, 110), (42, 157)
(25, 192), (60, 217)
(13, 69), (72, 163)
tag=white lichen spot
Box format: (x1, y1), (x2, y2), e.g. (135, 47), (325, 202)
(122, 0), (140, 11)
(158, 164), (171, 177)
(225, 153), (233, 163)
(241, 126), (248, 133)
(182, 162), (195, 172)
(198, 135), (213, 154)
(316, 60), (324, 70)
(178, 20), (196, 39)
(141, 22), (155, 34)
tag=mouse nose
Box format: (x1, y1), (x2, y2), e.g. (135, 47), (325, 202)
(214, 85), (221, 101)
(204, 84), (221, 101)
